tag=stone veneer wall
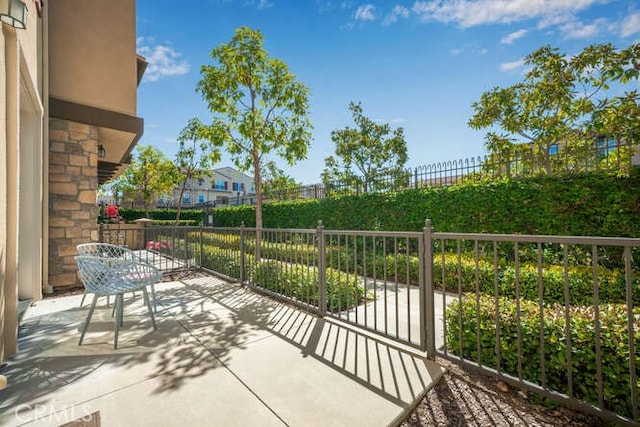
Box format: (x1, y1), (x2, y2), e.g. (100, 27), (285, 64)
(48, 118), (99, 291)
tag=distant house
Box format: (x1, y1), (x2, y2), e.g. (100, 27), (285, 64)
(165, 166), (257, 208)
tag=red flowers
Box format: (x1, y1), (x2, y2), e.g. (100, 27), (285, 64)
(105, 205), (119, 218)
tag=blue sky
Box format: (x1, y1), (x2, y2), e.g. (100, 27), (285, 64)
(136, 0), (639, 184)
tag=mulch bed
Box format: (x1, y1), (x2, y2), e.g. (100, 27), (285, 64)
(401, 358), (605, 427)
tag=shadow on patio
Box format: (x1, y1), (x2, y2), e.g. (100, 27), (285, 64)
(0, 272), (443, 426)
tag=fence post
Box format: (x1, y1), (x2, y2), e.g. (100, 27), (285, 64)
(414, 167), (418, 189)
(199, 223), (203, 269)
(185, 226), (190, 268)
(240, 222), (246, 285)
(317, 220), (327, 314)
(98, 223), (104, 243)
(423, 219), (436, 358)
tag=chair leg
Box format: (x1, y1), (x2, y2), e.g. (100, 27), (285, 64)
(80, 290), (88, 307)
(142, 287), (156, 330)
(150, 284), (157, 313)
(114, 293), (125, 349)
(79, 294), (99, 346)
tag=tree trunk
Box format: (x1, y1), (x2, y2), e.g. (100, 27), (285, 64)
(253, 150), (262, 260)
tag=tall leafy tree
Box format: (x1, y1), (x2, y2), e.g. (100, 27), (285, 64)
(196, 26), (312, 238)
(174, 118), (220, 225)
(262, 161), (300, 201)
(469, 42), (639, 175)
(121, 145), (179, 217)
(322, 102), (408, 194)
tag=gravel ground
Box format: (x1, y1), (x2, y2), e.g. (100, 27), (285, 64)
(401, 359), (605, 427)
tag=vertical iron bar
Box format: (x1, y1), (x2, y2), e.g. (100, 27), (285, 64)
(475, 240), (481, 367)
(457, 239), (463, 362)
(494, 241), (501, 374)
(563, 244), (574, 398)
(406, 236), (411, 344)
(394, 236), (399, 339)
(240, 223), (246, 284)
(592, 245), (603, 409)
(515, 241), (522, 381)
(423, 220), (435, 356)
(363, 235), (368, 329)
(383, 236), (388, 335)
(625, 246), (638, 421)
(537, 242), (546, 389)
(199, 224), (203, 268)
(317, 221), (327, 313)
(441, 239), (447, 356)
(373, 236), (378, 330)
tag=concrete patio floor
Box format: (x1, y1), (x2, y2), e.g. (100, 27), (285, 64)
(0, 274), (444, 426)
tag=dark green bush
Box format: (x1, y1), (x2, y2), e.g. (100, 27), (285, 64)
(250, 260), (366, 312)
(210, 171), (640, 237)
(118, 208), (204, 224)
(201, 246), (243, 279)
(433, 253), (638, 305)
(445, 295), (640, 418)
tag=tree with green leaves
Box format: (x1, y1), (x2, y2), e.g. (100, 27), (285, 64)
(262, 161), (300, 201)
(196, 26), (312, 236)
(321, 102), (408, 194)
(469, 42), (639, 176)
(120, 144), (179, 217)
(174, 117), (220, 225)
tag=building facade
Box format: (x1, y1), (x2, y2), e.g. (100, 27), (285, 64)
(0, 0), (144, 363)
(166, 166), (256, 208)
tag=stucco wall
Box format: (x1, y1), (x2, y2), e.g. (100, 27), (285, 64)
(48, 0), (137, 116)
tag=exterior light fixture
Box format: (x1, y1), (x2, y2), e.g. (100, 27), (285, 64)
(97, 145), (106, 159)
(0, 0), (27, 29)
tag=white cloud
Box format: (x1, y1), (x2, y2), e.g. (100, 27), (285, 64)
(391, 118), (405, 123)
(449, 42), (489, 57)
(499, 58), (525, 72)
(383, 5), (410, 25)
(410, 0), (606, 28)
(500, 29), (528, 44)
(355, 4), (376, 21)
(256, 0), (273, 9)
(559, 18), (607, 39)
(137, 37), (190, 82)
(621, 12), (640, 38)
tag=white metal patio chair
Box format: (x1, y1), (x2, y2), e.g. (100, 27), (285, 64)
(77, 243), (159, 312)
(75, 255), (160, 349)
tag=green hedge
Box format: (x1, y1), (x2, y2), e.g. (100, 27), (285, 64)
(446, 295), (640, 418)
(117, 208), (204, 224)
(210, 171), (640, 237)
(191, 232), (637, 306)
(251, 260), (366, 312)
(200, 246), (245, 279)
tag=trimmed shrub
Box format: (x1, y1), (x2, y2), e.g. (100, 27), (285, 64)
(201, 246), (243, 279)
(445, 295), (640, 418)
(209, 171), (640, 238)
(250, 260), (366, 312)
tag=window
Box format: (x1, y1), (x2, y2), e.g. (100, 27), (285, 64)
(232, 182), (240, 191)
(198, 178), (204, 187)
(198, 194), (205, 203)
(240, 183), (245, 192)
(596, 137), (616, 158)
(549, 144), (558, 156)
(250, 184), (255, 193)
(183, 193), (191, 204)
(214, 180), (227, 190)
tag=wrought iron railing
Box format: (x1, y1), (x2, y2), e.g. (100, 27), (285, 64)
(100, 222), (640, 424)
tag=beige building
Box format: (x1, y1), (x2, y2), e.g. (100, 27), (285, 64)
(168, 166), (256, 208)
(0, 1), (145, 363)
